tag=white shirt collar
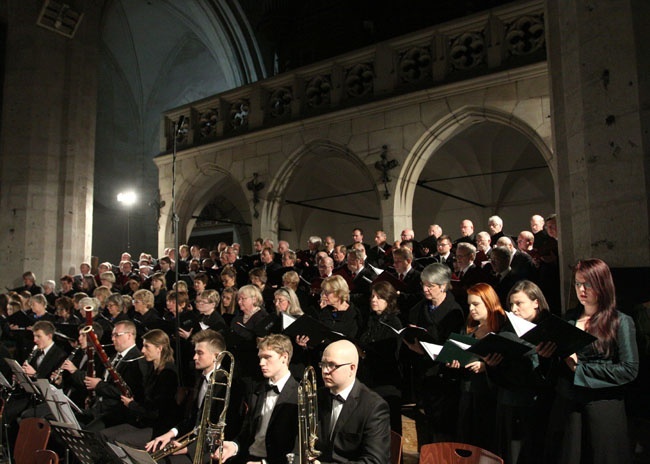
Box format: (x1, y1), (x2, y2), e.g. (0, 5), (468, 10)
(331, 379), (355, 401)
(269, 370), (292, 392)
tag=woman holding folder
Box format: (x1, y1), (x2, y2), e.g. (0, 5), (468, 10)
(486, 280), (555, 464)
(547, 259), (638, 464)
(449, 283), (505, 453)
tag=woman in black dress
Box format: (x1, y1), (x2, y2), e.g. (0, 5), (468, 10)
(547, 258), (638, 464)
(358, 280), (403, 433)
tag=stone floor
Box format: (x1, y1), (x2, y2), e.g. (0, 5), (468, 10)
(402, 414), (419, 463)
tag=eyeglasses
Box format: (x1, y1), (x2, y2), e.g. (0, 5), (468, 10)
(195, 300), (210, 305)
(574, 281), (593, 290)
(111, 332), (131, 338)
(422, 282), (440, 290)
(318, 362), (352, 373)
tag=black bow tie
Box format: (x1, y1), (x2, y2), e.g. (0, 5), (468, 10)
(331, 393), (345, 404)
(265, 384), (280, 394)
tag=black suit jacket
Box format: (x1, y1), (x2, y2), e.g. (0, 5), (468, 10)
(32, 343), (67, 379)
(93, 345), (150, 427)
(317, 380), (391, 464)
(235, 376), (299, 464)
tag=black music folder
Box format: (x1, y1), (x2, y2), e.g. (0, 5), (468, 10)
(372, 271), (406, 292)
(465, 332), (533, 359)
(7, 310), (33, 328)
(380, 322), (437, 344)
(282, 314), (348, 347)
(431, 333), (480, 366)
(513, 312), (597, 357)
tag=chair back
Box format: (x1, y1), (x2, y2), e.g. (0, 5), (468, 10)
(390, 430), (404, 464)
(419, 442), (503, 464)
(33, 449), (59, 464)
(14, 418), (51, 464)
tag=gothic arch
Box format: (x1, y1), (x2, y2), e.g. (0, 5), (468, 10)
(261, 139), (382, 242)
(395, 105), (554, 231)
(162, 163), (251, 249)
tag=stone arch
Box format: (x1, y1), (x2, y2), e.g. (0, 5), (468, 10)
(395, 105), (554, 235)
(161, 162), (252, 251)
(261, 139), (382, 243)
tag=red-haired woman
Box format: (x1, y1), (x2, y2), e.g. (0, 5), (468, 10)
(450, 283), (506, 453)
(547, 259), (638, 464)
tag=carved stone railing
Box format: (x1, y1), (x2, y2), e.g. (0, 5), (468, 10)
(161, 0), (545, 152)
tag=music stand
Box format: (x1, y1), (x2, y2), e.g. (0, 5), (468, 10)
(4, 358), (42, 397)
(115, 442), (158, 464)
(50, 421), (129, 464)
(0, 371), (12, 390)
(34, 379), (81, 428)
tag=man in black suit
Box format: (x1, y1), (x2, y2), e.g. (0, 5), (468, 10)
(349, 228), (371, 255)
(453, 219), (476, 247)
(316, 339), (390, 463)
(83, 320), (149, 431)
(495, 236), (536, 282)
(5, 320), (67, 442)
(419, 224), (443, 256)
(490, 246), (520, 309)
(20, 320), (67, 379)
(335, 248), (377, 318)
(146, 330), (244, 463)
(366, 230), (392, 269)
(387, 247), (422, 320)
(488, 215), (506, 243)
(431, 235), (455, 273)
(221, 334), (298, 464)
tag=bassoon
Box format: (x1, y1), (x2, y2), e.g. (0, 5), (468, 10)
(81, 325), (133, 398)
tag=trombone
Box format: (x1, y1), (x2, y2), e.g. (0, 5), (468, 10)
(287, 366), (320, 464)
(150, 350), (234, 463)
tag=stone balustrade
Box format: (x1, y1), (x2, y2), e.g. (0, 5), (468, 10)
(161, 0), (545, 153)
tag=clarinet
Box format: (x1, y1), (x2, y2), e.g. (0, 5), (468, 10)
(82, 305), (96, 406)
(81, 325), (133, 398)
(50, 347), (81, 384)
(24, 345), (40, 366)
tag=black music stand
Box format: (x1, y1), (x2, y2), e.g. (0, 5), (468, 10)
(50, 421), (129, 464)
(3, 359), (41, 397)
(115, 442), (158, 464)
(34, 379), (81, 428)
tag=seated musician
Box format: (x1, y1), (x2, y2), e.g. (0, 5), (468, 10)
(145, 329), (244, 463)
(316, 339), (391, 463)
(101, 329), (180, 447)
(82, 320), (149, 431)
(221, 334), (299, 464)
(5, 320), (67, 439)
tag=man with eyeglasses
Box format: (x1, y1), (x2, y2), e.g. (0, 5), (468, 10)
(316, 339), (390, 463)
(83, 320), (149, 431)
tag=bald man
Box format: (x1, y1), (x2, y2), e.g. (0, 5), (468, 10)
(316, 340), (390, 464)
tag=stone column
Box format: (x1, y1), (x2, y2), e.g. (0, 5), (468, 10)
(0, 3), (100, 286)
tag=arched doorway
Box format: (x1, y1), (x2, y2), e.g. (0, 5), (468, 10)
(412, 120), (554, 236)
(268, 141), (382, 249)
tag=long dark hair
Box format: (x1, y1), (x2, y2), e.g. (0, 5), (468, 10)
(371, 281), (399, 316)
(574, 258), (619, 357)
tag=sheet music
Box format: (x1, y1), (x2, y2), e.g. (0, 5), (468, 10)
(282, 312), (297, 329)
(419, 341), (443, 360)
(506, 311), (537, 338)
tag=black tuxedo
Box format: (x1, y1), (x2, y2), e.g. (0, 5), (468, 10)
(317, 380), (391, 464)
(89, 345), (150, 428)
(32, 343), (67, 379)
(235, 376), (299, 464)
